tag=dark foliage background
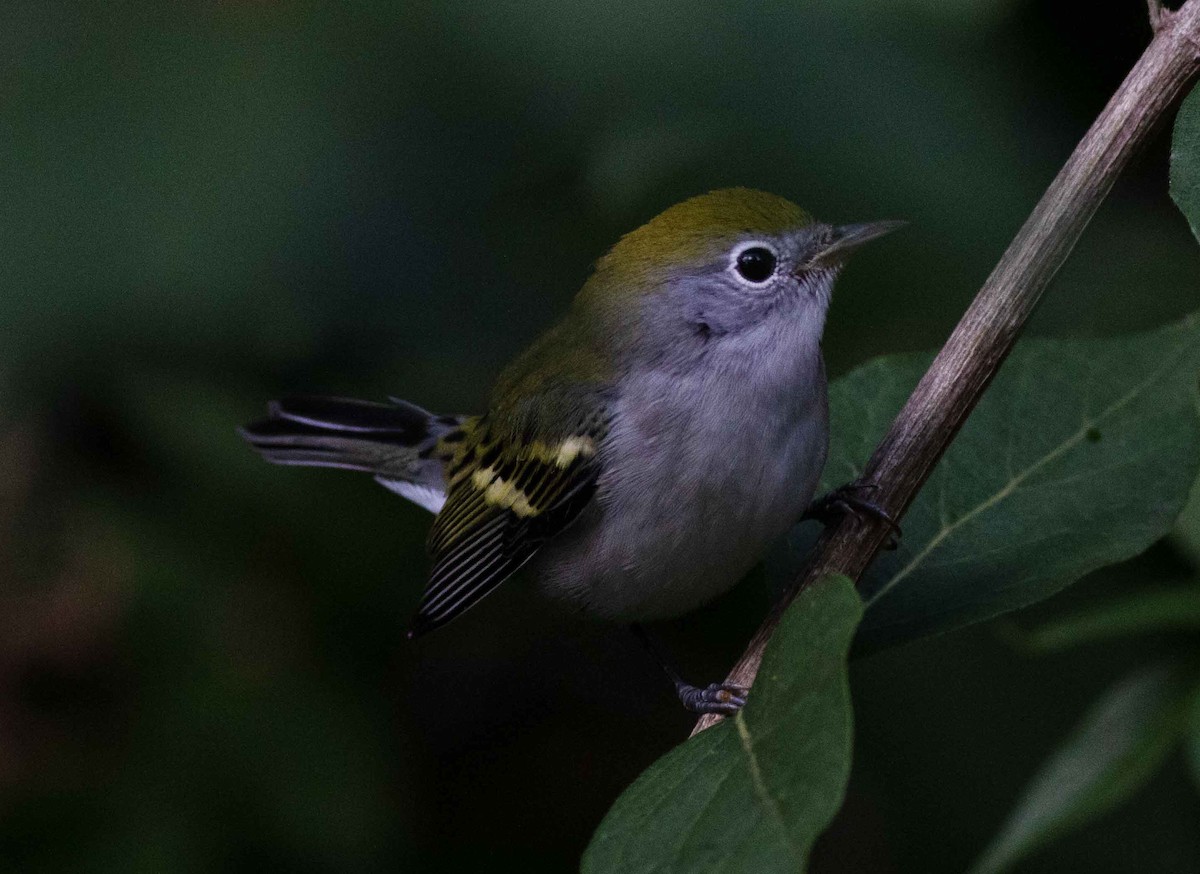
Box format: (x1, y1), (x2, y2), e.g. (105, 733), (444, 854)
(3, 1), (1199, 870)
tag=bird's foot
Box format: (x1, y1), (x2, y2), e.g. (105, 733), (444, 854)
(803, 480), (902, 549)
(676, 681), (750, 715)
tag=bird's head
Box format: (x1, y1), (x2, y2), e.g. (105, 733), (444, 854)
(576, 187), (902, 360)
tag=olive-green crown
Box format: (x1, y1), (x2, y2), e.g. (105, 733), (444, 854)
(594, 187), (812, 284)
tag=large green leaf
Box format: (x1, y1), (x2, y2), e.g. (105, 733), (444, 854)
(1008, 586), (1200, 653)
(784, 314), (1200, 652)
(1171, 82), (1200, 243)
(582, 576), (862, 874)
(1188, 683), (1200, 791)
(1174, 483), (1200, 568)
(968, 665), (1191, 874)
(1169, 84), (1200, 568)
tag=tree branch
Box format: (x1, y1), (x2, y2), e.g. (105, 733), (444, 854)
(694, 1), (1200, 735)
(1148, 0), (1168, 33)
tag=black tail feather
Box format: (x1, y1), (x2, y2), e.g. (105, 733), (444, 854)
(240, 395), (463, 476)
(270, 395), (435, 438)
(238, 417), (386, 471)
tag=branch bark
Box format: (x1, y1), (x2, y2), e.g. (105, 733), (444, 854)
(695, 1), (1200, 735)
(1148, 0), (1167, 33)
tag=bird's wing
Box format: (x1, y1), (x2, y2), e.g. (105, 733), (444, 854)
(408, 408), (608, 636)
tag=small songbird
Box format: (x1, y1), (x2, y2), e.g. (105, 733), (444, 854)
(242, 188), (900, 713)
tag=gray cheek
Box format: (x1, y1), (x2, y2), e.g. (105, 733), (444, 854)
(682, 281), (768, 336)
(637, 270), (782, 353)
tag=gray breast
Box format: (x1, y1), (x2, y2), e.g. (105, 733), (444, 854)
(533, 321), (829, 621)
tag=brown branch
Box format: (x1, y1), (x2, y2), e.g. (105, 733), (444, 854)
(694, 1), (1200, 735)
(1148, 0), (1168, 33)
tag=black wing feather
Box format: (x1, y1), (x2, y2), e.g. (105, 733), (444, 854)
(407, 416), (605, 637)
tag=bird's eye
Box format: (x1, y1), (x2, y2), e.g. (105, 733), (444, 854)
(733, 246), (778, 284)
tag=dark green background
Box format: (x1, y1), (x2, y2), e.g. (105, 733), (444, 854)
(3, 1), (1199, 870)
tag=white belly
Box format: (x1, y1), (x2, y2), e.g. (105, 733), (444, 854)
(534, 333), (828, 621)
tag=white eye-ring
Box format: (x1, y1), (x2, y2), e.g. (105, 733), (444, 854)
(729, 241), (779, 286)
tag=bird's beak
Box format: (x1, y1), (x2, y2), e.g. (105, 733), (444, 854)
(806, 220), (906, 268)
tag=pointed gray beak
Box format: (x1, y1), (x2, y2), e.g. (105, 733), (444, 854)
(808, 220), (906, 268)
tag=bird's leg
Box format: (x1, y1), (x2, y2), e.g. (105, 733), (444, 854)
(803, 479), (902, 549)
(630, 624), (748, 716)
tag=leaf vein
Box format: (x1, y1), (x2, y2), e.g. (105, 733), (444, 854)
(734, 711), (802, 864)
(867, 349), (1192, 608)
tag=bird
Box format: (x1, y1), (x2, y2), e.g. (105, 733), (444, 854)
(241, 188), (901, 713)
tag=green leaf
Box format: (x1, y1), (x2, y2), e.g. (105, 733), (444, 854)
(1006, 586), (1200, 653)
(969, 665), (1191, 874)
(788, 314), (1200, 653)
(1173, 480), (1200, 568)
(1171, 82), (1200, 243)
(582, 576), (862, 874)
(1188, 684), (1200, 791)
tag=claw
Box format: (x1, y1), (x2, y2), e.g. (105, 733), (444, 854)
(677, 681), (750, 715)
(804, 479), (902, 549)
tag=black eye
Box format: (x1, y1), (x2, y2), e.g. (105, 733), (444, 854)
(734, 246), (777, 283)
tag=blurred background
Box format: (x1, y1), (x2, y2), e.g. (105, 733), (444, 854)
(3, 1), (1200, 870)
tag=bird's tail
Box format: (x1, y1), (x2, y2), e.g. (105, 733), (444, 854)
(240, 396), (467, 513)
